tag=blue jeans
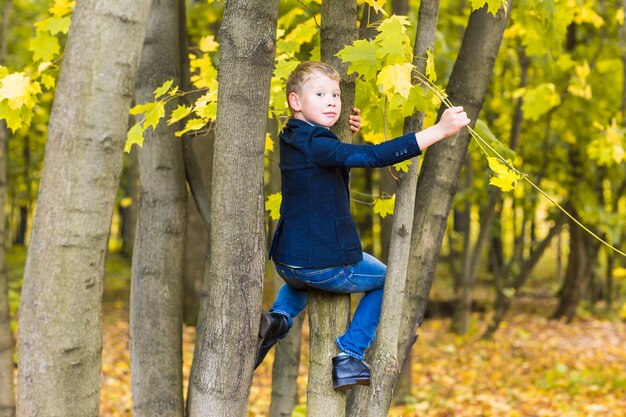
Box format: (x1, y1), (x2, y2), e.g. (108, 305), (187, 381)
(269, 253), (386, 361)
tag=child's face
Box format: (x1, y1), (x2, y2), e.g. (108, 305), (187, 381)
(288, 72), (341, 128)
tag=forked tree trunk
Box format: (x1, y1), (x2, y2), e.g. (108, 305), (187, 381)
(17, 1), (152, 415)
(130, 1), (186, 416)
(304, 2), (358, 416)
(186, 1), (279, 415)
(398, 1), (511, 367)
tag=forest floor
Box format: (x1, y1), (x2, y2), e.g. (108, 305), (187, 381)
(93, 253), (626, 417)
(7, 249), (626, 416)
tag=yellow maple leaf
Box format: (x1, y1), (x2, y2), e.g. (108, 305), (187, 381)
(487, 157), (523, 192)
(265, 193), (282, 220)
(199, 35), (219, 53)
(363, 131), (385, 145)
(363, 0), (389, 16)
(0, 73), (31, 109)
(49, 0), (75, 17)
(373, 195), (395, 218)
(377, 63), (414, 99)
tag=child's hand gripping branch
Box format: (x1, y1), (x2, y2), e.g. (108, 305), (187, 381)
(255, 61), (469, 391)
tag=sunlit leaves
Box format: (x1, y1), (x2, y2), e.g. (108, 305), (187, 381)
(468, 0), (508, 15)
(363, 0), (388, 16)
(393, 160), (412, 173)
(517, 83), (561, 121)
(265, 193), (282, 220)
(29, 31), (60, 63)
(587, 119), (625, 167)
(337, 40), (381, 80)
(487, 157), (524, 192)
(373, 194), (395, 218)
(377, 63), (413, 99)
(265, 133), (274, 154)
(0, 73), (32, 109)
(49, 0), (75, 17)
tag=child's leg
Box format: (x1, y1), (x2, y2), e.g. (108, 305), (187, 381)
(334, 253), (386, 360)
(269, 283), (308, 327)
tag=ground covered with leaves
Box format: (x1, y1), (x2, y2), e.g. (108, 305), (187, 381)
(100, 302), (626, 417)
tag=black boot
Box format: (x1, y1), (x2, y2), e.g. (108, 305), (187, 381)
(255, 312), (290, 369)
(332, 355), (371, 390)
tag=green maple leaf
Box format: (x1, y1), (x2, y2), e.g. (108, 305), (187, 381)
(265, 193), (282, 220)
(520, 83), (561, 121)
(29, 31), (60, 63)
(337, 39), (382, 81)
(375, 15), (412, 65)
(373, 195), (395, 218)
(400, 84), (432, 117)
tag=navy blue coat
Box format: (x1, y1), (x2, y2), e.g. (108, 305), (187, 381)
(269, 119), (422, 268)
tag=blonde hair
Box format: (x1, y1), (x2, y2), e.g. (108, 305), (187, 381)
(286, 61), (340, 104)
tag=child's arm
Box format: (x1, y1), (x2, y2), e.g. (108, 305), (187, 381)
(415, 106), (470, 150)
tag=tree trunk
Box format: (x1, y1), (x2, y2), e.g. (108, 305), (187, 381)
(120, 148), (139, 258)
(130, 1), (186, 416)
(186, 1), (278, 415)
(552, 217), (598, 322)
(16, 1), (152, 415)
(482, 212), (565, 338)
(0, 4), (15, 415)
(307, 290), (350, 417)
(362, 2), (439, 416)
(269, 314), (304, 417)
(0, 120), (15, 417)
(399, 1), (511, 367)
(303, 2), (358, 416)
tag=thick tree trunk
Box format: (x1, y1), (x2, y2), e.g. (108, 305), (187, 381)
(362, 1), (439, 416)
(0, 120), (15, 417)
(307, 290), (350, 417)
(16, 1), (152, 415)
(398, 1), (511, 367)
(186, 1), (278, 415)
(302, 2), (358, 416)
(130, 1), (186, 416)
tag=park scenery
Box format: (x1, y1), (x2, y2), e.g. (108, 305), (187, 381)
(0, 0), (626, 416)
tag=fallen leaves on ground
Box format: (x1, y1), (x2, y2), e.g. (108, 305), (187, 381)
(100, 307), (626, 416)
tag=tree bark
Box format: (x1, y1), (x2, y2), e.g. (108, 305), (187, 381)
(0, 3), (15, 414)
(179, 0), (212, 328)
(304, 2), (358, 416)
(269, 314), (304, 417)
(361, 2), (439, 416)
(0, 120), (15, 417)
(552, 215), (598, 321)
(130, 1), (186, 416)
(16, 1), (152, 415)
(398, 1), (511, 368)
(186, 1), (278, 415)
(307, 290), (350, 417)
